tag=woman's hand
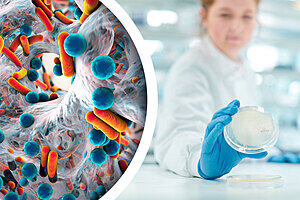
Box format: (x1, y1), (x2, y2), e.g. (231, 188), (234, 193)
(198, 100), (268, 179)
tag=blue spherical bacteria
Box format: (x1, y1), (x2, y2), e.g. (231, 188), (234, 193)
(53, 64), (63, 76)
(20, 24), (32, 36)
(103, 140), (120, 156)
(27, 70), (39, 81)
(21, 163), (37, 179)
(4, 192), (19, 200)
(19, 113), (34, 128)
(96, 185), (106, 196)
(30, 58), (42, 70)
(37, 183), (53, 200)
(88, 129), (107, 146)
(64, 33), (87, 57)
(90, 148), (107, 165)
(62, 193), (76, 200)
(39, 92), (49, 102)
(92, 87), (114, 110)
(89, 191), (99, 200)
(91, 55), (116, 80)
(26, 91), (39, 103)
(24, 140), (40, 157)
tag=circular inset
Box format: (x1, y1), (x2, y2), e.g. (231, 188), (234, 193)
(0, 0), (157, 199)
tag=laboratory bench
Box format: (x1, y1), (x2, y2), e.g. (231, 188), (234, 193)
(118, 155), (300, 200)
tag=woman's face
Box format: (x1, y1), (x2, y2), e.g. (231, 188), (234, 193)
(201, 0), (258, 60)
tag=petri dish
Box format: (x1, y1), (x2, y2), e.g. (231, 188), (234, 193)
(227, 174), (284, 189)
(224, 106), (279, 154)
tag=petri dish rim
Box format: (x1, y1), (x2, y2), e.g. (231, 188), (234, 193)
(224, 106), (279, 154)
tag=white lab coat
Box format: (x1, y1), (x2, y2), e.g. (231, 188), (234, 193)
(154, 35), (260, 178)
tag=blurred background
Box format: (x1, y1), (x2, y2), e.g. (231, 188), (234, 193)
(116, 0), (300, 153)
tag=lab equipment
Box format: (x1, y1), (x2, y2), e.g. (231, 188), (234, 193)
(198, 100), (267, 179)
(224, 106), (282, 188)
(224, 106), (279, 154)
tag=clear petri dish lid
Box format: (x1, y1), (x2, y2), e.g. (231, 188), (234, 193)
(224, 106), (279, 154)
(227, 174), (284, 189)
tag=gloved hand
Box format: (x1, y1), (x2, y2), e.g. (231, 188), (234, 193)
(198, 100), (268, 180)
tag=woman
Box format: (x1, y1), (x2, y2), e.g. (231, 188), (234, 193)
(154, 0), (267, 180)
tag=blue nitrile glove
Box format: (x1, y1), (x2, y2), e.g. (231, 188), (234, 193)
(268, 152), (300, 163)
(198, 100), (268, 180)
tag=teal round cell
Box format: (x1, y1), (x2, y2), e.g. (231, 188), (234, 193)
(64, 33), (87, 57)
(0, 130), (4, 143)
(19, 177), (29, 187)
(103, 140), (120, 156)
(19, 113), (34, 128)
(37, 183), (53, 200)
(92, 87), (114, 110)
(27, 70), (39, 81)
(91, 55), (116, 80)
(26, 91), (39, 103)
(39, 92), (49, 102)
(96, 185), (106, 196)
(4, 192), (19, 200)
(89, 191), (99, 200)
(88, 129), (107, 146)
(21, 163), (37, 179)
(53, 64), (63, 76)
(20, 24), (32, 36)
(90, 148), (107, 166)
(30, 58), (42, 70)
(24, 140), (40, 157)
(62, 193), (76, 200)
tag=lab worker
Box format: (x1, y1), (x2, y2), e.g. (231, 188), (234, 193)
(154, 0), (267, 179)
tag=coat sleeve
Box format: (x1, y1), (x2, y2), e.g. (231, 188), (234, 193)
(154, 63), (215, 177)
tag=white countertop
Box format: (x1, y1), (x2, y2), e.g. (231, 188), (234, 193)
(118, 158), (300, 200)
